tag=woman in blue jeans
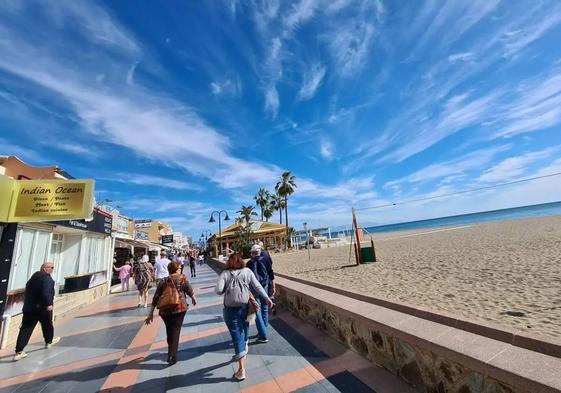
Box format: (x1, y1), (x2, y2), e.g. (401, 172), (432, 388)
(215, 253), (272, 381)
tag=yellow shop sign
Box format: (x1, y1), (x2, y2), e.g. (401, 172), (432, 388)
(1, 177), (95, 222)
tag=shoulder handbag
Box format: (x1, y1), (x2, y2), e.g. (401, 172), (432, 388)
(157, 277), (181, 311)
(246, 293), (260, 322)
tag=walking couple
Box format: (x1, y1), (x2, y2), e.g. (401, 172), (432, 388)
(215, 244), (275, 381)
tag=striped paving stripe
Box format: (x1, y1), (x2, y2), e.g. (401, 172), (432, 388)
(99, 317), (162, 392)
(0, 351), (125, 389)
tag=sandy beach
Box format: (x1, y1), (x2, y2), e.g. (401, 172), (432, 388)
(273, 215), (561, 339)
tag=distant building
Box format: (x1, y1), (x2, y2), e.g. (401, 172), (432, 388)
(134, 219), (173, 243)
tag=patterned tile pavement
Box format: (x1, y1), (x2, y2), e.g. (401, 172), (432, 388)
(0, 265), (416, 393)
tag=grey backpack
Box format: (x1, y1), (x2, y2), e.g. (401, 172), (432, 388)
(224, 270), (250, 307)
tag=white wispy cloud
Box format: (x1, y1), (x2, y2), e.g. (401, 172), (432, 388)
(0, 1), (279, 189)
(126, 60), (140, 86)
(385, 144), (511, 188)
(319, 138), (333, 160)
(0, 138), (43, 163)
(297, 176), (378, 202)
(354, 0), (561, 169)
(283, 0), (319, 33)
(381, 90), (502, 163)
(210, 78), (242, 97)
(102, 173), (204, 191)
(56, 143), (97, 156)
(476, 148), (559, 183)
(264, 84), (280, 118)
(298, 63), (326, 100)
(409, 0), (500, 57)
(326, 16), (376, 77)
(262, 37), (283, 118)
(447, 52), (475, 63)
(124, 198), (207, 213)
(494, 71), (561, 138)
(326, 0), (352, 13)
(502, 8), (561, 58)
(42, 1), (139, 54)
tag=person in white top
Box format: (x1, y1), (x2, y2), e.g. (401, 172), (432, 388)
(154, 252), (171, 283)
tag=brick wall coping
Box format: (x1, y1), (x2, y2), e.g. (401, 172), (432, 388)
(276, 275), (561, 393)
(275, 272), (561, 359)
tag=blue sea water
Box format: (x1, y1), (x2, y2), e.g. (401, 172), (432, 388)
(319, 201), (561, 239)
(362, 201), (561, 235)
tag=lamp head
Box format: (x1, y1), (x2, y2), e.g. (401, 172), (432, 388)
(208, 215), (216, 223)
(224, 213), (230, 221)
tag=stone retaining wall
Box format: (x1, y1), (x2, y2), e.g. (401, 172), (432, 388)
(207, 258), (560, 393)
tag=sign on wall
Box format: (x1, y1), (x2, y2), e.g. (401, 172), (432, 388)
(134, 219), (152, 228)
(161, 234), (174, 244)
(1, 177), (94, 222)
(53, 208), (113, 235)
(136, 231), (149, 240)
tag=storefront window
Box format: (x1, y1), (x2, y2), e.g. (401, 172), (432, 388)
(10, 228), (51, 291)
(61, 235), (81, 278)
(85, 236), (104, 273)
(50, 234), (64, 289)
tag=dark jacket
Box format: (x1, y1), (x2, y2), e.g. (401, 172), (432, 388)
(246, 253), (274, 288)
(23, 271), (55, 312)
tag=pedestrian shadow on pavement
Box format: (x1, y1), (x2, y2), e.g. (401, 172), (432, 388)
(97, 359), (234, 393)
(182, 316), (223, 328)
(77, 307), (149, 318)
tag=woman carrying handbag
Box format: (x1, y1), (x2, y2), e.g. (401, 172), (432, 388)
(145, 261), (197, 365)
(215, 253), (272, 381)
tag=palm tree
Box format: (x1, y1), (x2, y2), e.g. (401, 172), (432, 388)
(236, 205), (257, 225)
(275, 171), (296, 247)
(270, 192), (285, 224)
(263, 205), (273, 222)
(254, 188), (270, 221)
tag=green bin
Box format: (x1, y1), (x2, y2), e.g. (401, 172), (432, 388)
(360, 246), (375, 263)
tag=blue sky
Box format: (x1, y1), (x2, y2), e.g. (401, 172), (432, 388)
(1, 0), (561, 238)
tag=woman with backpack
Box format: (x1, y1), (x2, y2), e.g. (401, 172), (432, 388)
(145, 261), (197, 365)
(215, 253), (273, 381)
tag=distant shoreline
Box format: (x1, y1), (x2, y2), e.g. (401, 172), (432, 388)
(321, 200), (561, 238)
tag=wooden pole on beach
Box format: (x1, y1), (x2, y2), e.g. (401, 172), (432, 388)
(352, 208), (361, 265)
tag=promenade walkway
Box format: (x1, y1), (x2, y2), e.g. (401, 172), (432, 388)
(0, 264), (415, 393)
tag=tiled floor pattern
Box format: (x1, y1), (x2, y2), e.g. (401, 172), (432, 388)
(0, 265), (416, 393)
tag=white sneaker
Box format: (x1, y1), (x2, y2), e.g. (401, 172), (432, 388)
(13, 351), (28, 361)
(46, 336), (61, 349)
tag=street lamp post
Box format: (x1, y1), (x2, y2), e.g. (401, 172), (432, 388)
(303, 222), (310, 261)
(208, 211), (230, 256)
(200, 230), (211, 252)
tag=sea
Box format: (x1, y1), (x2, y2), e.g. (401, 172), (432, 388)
(326, 201), (561, 238)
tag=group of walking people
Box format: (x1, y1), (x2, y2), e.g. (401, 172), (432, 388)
(13, 242), (276, 384)
(145, 242), (276, 380)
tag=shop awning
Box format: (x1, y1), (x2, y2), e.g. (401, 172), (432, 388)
(115, 238), (149, 250)
(135, 240), (170, 252)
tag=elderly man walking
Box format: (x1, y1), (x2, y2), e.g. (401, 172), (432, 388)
(14, 262), (61, 361)
(246, 244), (275, 343)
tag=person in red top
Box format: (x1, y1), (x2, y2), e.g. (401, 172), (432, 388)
(145, 261), (197, 365)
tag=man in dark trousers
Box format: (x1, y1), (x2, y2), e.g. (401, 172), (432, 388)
(246, 244), (275, 343)
(13, 261), (61, 361)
